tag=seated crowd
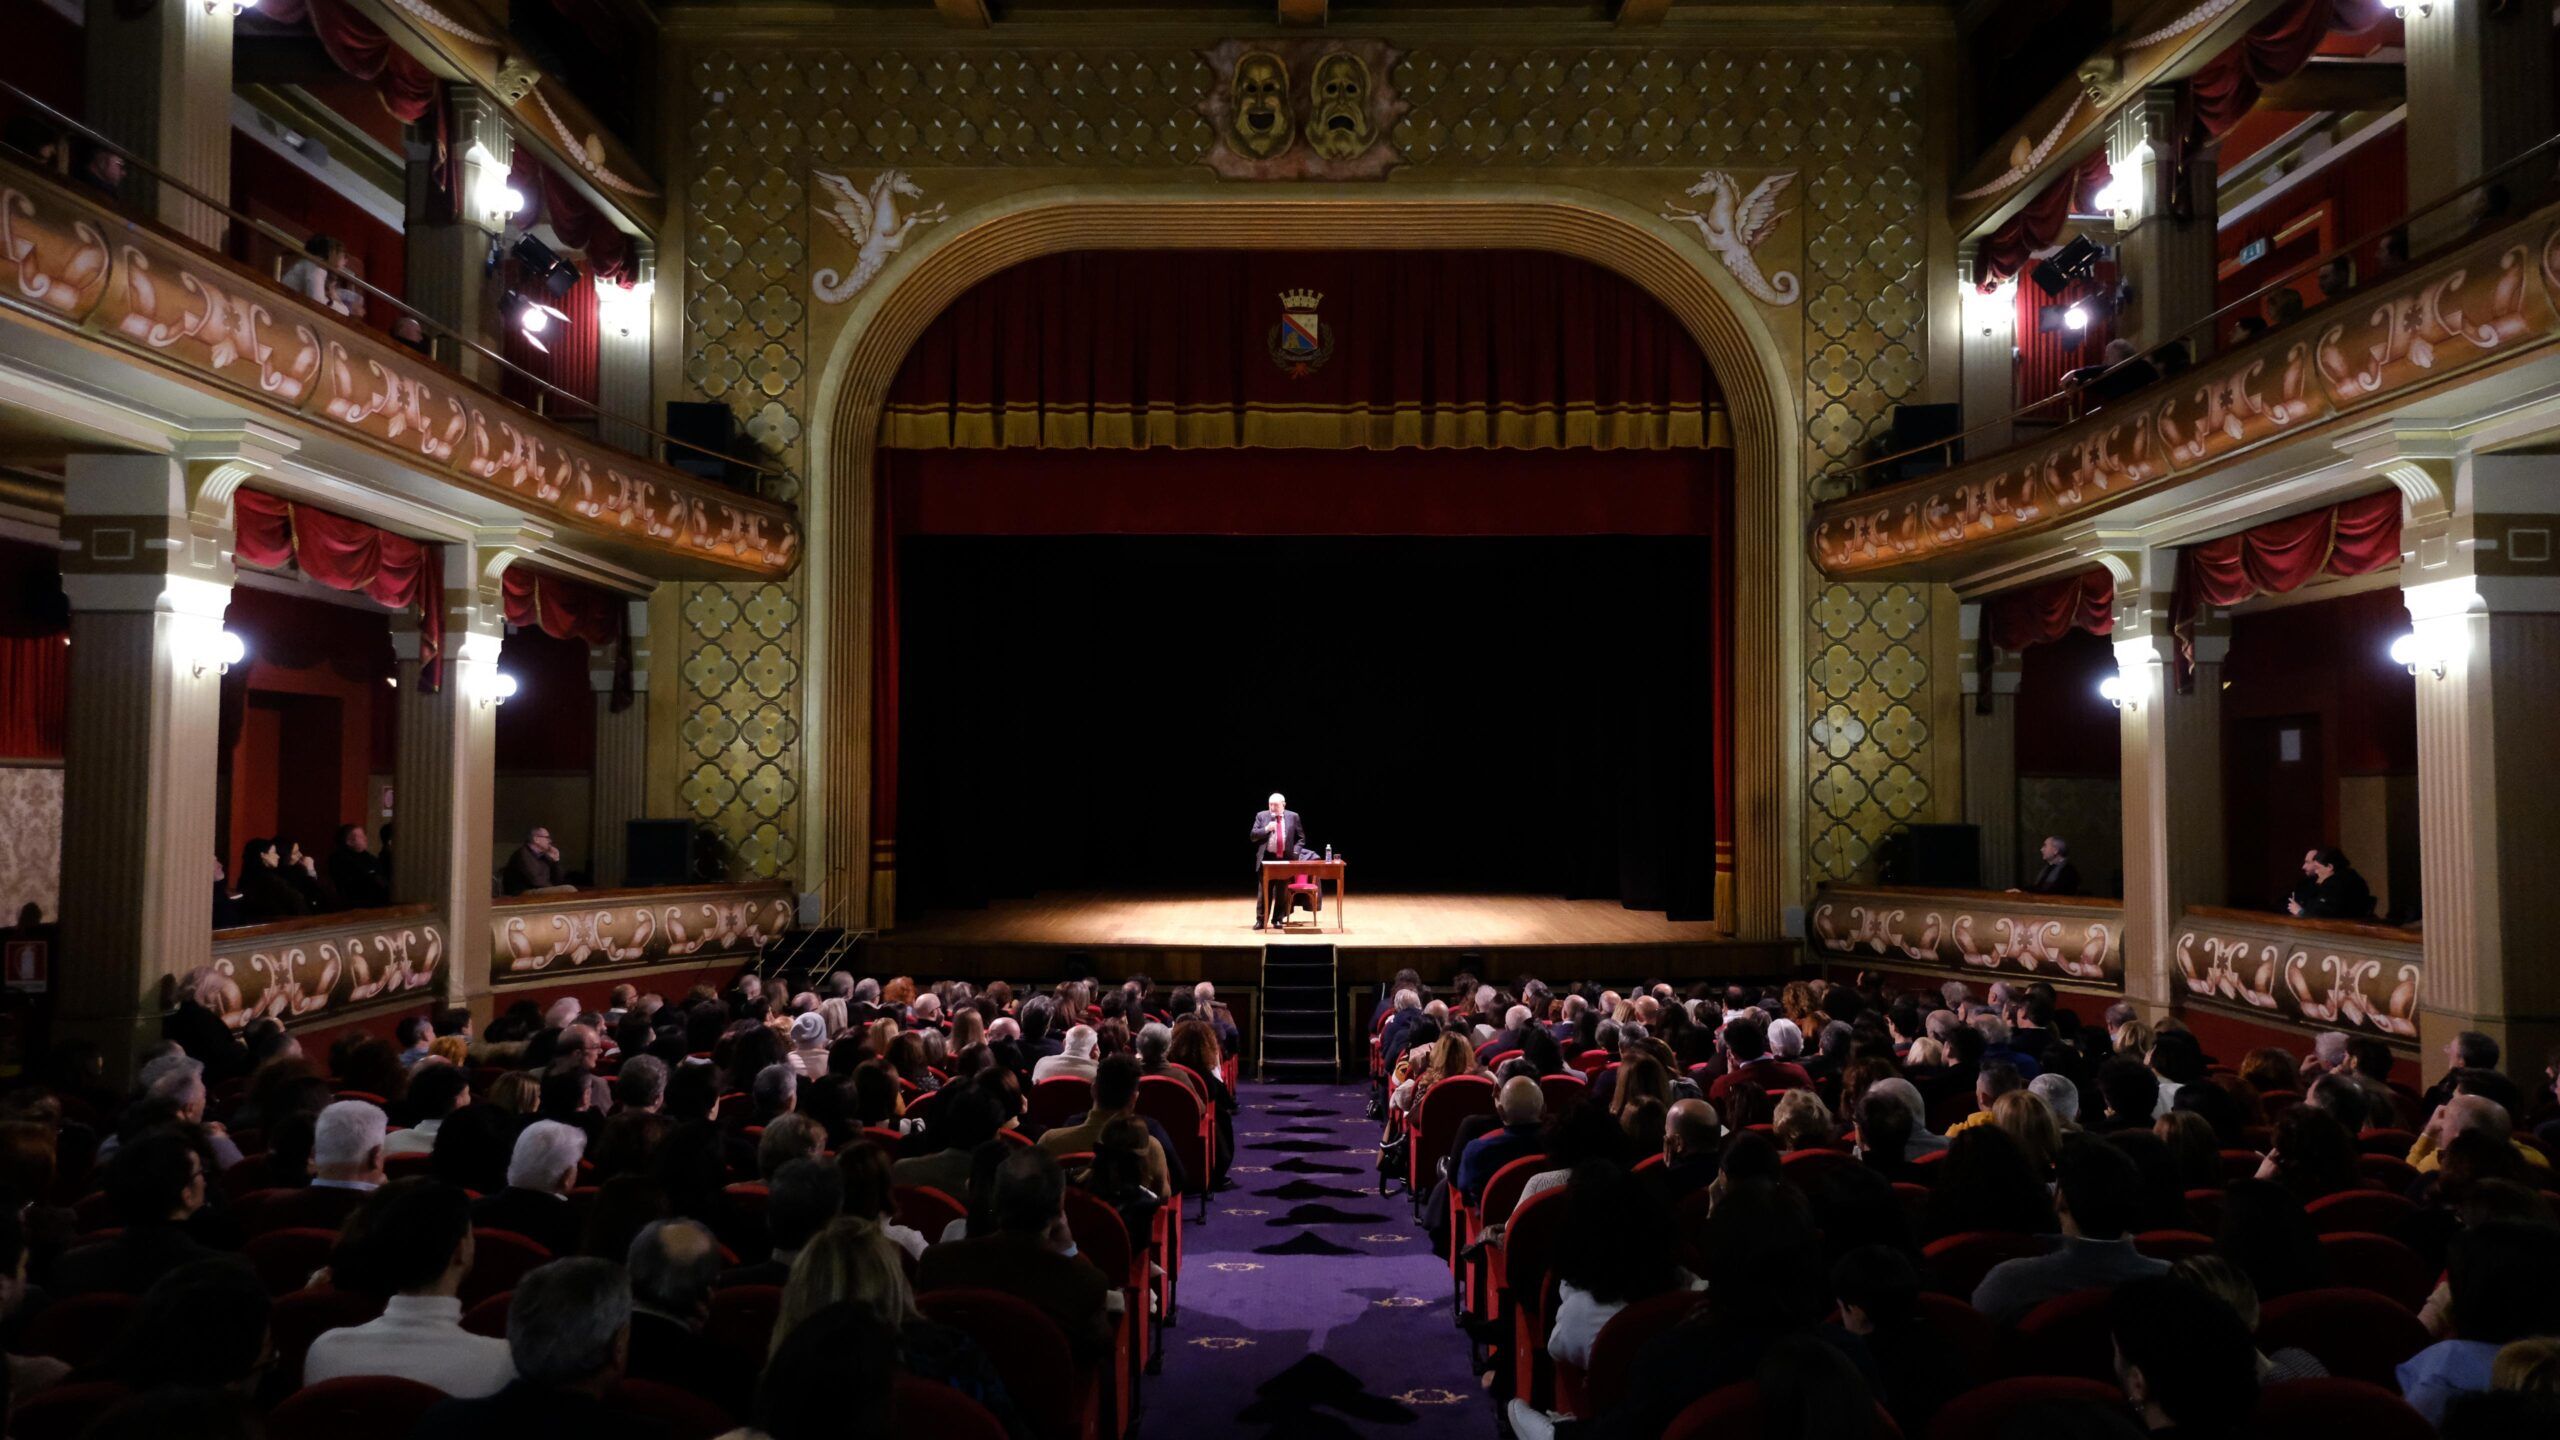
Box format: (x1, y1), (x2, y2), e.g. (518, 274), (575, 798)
(1372, 969), (2560, 1439)
(0, 969), (1243, 1440)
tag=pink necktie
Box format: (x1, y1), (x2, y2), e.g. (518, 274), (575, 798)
(1270, 817), (1281, 855)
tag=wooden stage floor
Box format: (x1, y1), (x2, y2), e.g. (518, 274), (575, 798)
(872, 890), (1757, 955)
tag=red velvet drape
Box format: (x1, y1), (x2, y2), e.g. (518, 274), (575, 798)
(500, 568), (630, 710)
(498, 258), (602, 417)
(1977, 566), (2115, 713)
(0, 636), (67, 760)
(2170, 490), (2403, 688)
(884, 250), (1723, 450)
(508, 154), (635, 283)
(257, 0), (438, 121)
(2189, 0), (2388, 140)
(1976, 152), (2112, 292)
(233, 490), (443, 690)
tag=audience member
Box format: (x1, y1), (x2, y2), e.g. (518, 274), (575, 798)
(914, 1147), (1114, 1363)
(413, 1257), (631, 1438)
(308, 1179), (515, 1395)
(472, 1120), (585, 1255)
(1971, 1134), (2168, 1323)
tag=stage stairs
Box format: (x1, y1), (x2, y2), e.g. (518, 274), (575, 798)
(1259, 943), (1340, 1082)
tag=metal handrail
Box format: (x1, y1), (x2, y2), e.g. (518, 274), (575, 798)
(0, 78), (791, 494)
(1840, 124), (2560, 485)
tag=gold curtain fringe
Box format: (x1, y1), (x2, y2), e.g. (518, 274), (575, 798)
(881, 402), (1732, 452)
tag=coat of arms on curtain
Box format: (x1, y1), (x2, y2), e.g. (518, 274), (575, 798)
(1200, 38), (1405, 181)
(1267, 289), (1334, 379)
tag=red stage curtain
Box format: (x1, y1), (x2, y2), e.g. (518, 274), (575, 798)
(1977, 566), (2115, 713)
(0, 635), (66, 760)
(257, 0), (438, 122)
(498, 254), (603, 416)
(883, 250), (1726, 451)
(501, 568), (631, 710)
(1976, 152), (2111, 292)
(233, 490), (443, 690)
(2170, 490), (2402, 688)
(2189, 0), (2387, 140)
(508, 153), (635, 284)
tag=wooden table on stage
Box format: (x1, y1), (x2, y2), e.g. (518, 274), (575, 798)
(1259, 860), (1347, 933)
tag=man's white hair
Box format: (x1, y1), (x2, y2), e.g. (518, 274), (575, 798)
(1269, 793), (1286, 805)
(988, 1017), (1020, 1041)
(1767, 1017), (1804, 1058)
(1393, 989), (1420, 1012)
(1194, 981), (1216, 1003)
(1062, 1024), (1098, 1058)
(1940, 981), (1972, 1009)
(2029, 1072), (2080, 1125)
(1505, 1005), (1533, 1031)
(1473, 986), (1497, 1012)
(314, 1099), (388, 1168)
(2312, 1032), (2349, 1067)
(508, 1120), (588, 1191)
(543, 997), (580, 1029)
(1497, 1075), (1545, 1125)
(1973, 1013), (2011, 1046)
(913, 992), (942, 1019)
(140, 1053), (204, 1101)
(1867, 1077), (1930, 1133)
(1422, 999), (1447, 1019)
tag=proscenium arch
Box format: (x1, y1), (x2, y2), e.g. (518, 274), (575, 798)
(801, 184), (1805, 940)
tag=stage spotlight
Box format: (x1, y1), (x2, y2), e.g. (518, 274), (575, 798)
(509, 234), (580, 299)
(2032, 234), (2103, 297)
(2063, 303), (2090, 331)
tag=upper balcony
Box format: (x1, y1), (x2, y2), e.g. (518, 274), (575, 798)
(0, 147), (797, 580)
(1810, 195), (2560, 583)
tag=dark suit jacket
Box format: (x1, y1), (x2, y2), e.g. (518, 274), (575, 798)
(471, 1187), (580, 1256)
(916, 1232), (1114, 1364)
(49, 1222), (212, 1296)
(1248, 809), (1310, 870)
(626, 1309), (748, 1418)
(2291, 867), (2376, 920)
(2025, 858), (2082, 896)
(501, 845), (569, 895)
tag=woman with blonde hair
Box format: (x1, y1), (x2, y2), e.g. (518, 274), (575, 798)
(1991, 1089), (2063, 1177)
(1772, 1088), (1836, 1152)
(1394, 1029), (1477, 1115)
(483, 1071), (540, 1115)
(773, 1218), (1024, 1435)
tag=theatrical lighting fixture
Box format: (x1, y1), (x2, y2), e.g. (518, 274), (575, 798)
(2390, 629), (2461, 679)
(2097, 668), (2143, 711)
(2063, 303), (2090, 331)
(511, 235), (580, 299)
(2032, 234), (2105, 298)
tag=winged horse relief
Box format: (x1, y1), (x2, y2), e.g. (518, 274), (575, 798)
(1661, 171), (1801, 307)
(811, 170), (947, 305)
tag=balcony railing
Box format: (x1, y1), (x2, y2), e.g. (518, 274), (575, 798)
(2171, 906), (2421, 1048)
(0, 150), (798, 579)
(1805, 884), (2126, 991)
(489, 882), (795, 987)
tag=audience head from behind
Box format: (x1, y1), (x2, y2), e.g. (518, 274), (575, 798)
(617, 1054), (670, 1114)
(505, 1257), (631, 1393)
(756, 1302), (899, 1440)
(2052, 1132), (2141, 1241)
(1093, 1053), (1143, 1114)
(2029, 1072), (2081, 1128)
(768, 1156), (847, 1259)
(990, 1144), (1074, 1248)
(108, 1257), (273, 1392)
(932, 1083), (1009, 1156)
(331, 1176), (476, 1301)
(509, 1119), (587, 1196)
(1831, 1243), (1923, 1336)
(107, 1128), (210, 1227)
(1665, 1097), (1723, 1167)
(2096, 1057), (2161, 1126)
(1496, 1074), (1545, 1130)
(628, 1217), (723, 1328)
(407, 1061), (472, 1122)
(774, 1217), (919, 1359)
(757, 1113), (828, 1179)
(754, 1063), (799, 1119)
(2109, 1275), (2260, 1437)
(312, 1099), (390, 1187)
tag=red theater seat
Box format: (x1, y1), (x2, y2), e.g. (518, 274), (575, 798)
(2257, 1288), (2433, 1389)
(266, 1376), (447, 1440)
(1925, 1376), (2122, 1440)
(2253, 1378), (2434, 1440)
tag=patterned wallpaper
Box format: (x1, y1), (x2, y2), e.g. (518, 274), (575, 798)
(0, 766), (63, 923)
(671, 32), (1948, 895)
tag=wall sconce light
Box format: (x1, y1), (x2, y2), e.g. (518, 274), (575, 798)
(1964, 279), (2012, 339)
(2098, 668), (2144, 711)
(196, 628), (246, 678)
(2386, 3), (2433, 18)
(595, 277), (654, 339)
(2389, 630), (2461, 679)
(472, 670), (520, 708)
(207, 0), (261, 14)
(467, 145), (527, 230)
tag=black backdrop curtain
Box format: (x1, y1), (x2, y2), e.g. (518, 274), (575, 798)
(896, 532), (1719, 918)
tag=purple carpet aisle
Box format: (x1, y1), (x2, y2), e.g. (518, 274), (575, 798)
(1143, 1083), (1484, 1438)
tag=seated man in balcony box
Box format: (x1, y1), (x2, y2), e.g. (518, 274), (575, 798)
(502, 826), (577, 896)
(2285, 846), (2374, 922)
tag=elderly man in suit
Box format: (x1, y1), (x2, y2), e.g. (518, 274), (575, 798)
(1250, 791), (1313, 930)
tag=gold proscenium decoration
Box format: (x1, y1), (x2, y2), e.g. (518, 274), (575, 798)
(1305, 52), (1375, 160)
(1230, 51), (1294, 160)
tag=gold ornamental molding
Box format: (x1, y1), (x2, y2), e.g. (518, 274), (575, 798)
(1807, 885), (2125, 990)
(204, 905), (448, 1031)
(806, 189), (1802, 940)
(0, 159), (797, 580)
(1811, 207), (2560, 580)
(2172, 906), (2423, 1048)
(490, 882), (794, 981)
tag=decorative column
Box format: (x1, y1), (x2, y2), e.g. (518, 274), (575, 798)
(1959, 601), (2022, 890)
(405, 88), (512, 387)
(595, 244), (655, 457)
(2109, 86), (2218, 360)
(2394, 450), (2560, 1084)
(54, 445), (266, 1069)
(390, 530), (534, 1017)
(2163, 615), (2228, 923)
(2102, 542), (2215, 1018)
(1958, 243), (2017, 458)
(2403, 0), (2553, 245)
(588, 599), (650, 888)
(81, 0), (234, 245)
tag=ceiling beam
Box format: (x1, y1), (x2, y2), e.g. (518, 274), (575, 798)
(1277, 0), (1327, 24)
(1617, 0), (1673, 26)
(933, 0), (991, 29)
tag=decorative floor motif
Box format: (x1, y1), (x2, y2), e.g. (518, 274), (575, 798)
(1143, 1083), (1481, 1438)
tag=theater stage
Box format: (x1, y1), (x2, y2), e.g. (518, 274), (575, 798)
(862, 889), (1792, 986)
